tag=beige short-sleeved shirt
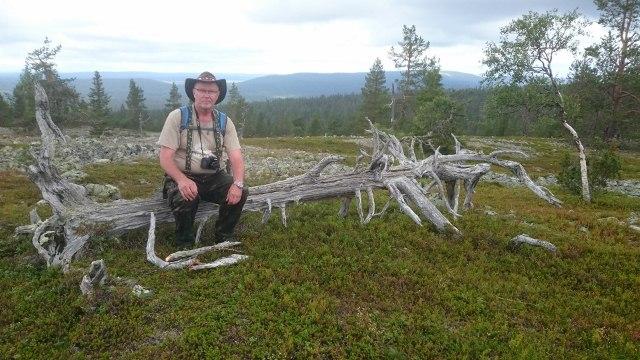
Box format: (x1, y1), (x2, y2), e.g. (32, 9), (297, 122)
(158, 106), (241, 174)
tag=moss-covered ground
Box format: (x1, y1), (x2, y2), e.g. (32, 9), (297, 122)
(1, 136), (639, 358)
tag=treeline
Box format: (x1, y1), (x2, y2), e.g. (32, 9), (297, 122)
(0, 0), (638, 151)
(239, 95), (362, 137)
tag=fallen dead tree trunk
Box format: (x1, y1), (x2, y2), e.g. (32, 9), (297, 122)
(18, 84), (562, 271)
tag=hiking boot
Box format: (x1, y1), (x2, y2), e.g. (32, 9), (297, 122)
(214, 233), (238, 244)
(175, 228), (195, 249)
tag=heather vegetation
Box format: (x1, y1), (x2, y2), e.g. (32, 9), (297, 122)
(1, 0), (639, 357)
(1, 133), (640, 358)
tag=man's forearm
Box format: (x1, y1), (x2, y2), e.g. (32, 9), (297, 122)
(159, 147), (188, 182)
(163, 161), (188, 182)
(228, 149), (245, 184)
(231, 158), (245, 182)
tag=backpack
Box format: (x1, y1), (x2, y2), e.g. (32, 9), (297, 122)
(179, 105), (228, 172)
(179, 105), (227, 135)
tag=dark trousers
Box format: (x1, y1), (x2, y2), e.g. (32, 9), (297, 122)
(164, 172), (248, 245)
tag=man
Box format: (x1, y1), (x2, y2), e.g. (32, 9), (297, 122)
(158, 71), (248, 247)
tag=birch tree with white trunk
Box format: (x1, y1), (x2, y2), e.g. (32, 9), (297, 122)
(483, 9), (593, 202)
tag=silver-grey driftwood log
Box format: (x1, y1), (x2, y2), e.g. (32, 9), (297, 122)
(19, 84), (562, 272)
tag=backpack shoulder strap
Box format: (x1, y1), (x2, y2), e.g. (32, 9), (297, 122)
(179, 105), (191, 131)
(214, 109), (227, 136)
(179, 105), (193, 172)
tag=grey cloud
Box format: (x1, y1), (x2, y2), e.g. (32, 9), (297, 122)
(57, 36), (263, 72)
(248, 0), (381, 23)
(398, 0), (598, 22)
(249, 0), (598, 25)
(249, 0), (598, 47)
(364, 0), (599, 48)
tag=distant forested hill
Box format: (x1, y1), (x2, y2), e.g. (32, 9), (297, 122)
(0, 71), (482, 109)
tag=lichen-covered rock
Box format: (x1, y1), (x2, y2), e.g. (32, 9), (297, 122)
(84, 183), (121, 202)
(62, 169), (88, 182)
(606, 179), (640, 197)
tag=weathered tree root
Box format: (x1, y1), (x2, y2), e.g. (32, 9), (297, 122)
(508, 234), (558, 253)
(146, 213), (248, 270)
(80, 259), (108, 295)
(19, 85), (562, 272)
(79, 259), (153, 297)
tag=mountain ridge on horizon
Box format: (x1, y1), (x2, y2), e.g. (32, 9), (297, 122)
(0, 70), (483, 108)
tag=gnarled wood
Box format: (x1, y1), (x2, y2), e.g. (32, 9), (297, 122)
(80, 259), (108, 295)
(509, 234), (557, 253)
(19, 86), (562, 271)
(145, 212), (247, 270)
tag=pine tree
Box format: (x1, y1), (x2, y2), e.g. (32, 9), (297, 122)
(25, 38), (81, 125)
(164, 82), (182, 114)
(580, 0), (640, 140)
(226, 83), (249, 138)
(360, 58), (390, 128)
(125, 79), (147, 133)
(389, 25), (436, 125)
(413, 59), (463, 153)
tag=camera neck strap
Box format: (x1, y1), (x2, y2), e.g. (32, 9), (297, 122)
(184, 109), (223, 172)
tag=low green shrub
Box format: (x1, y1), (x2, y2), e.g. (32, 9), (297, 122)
(558, 149), (622, 195)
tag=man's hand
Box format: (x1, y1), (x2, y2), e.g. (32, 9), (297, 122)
(177, 178), (199, 201)
(226, 183), (243, 205)
(159, 146), (199, 201)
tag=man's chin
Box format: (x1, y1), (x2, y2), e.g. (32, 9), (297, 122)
(196, 101), (215, 109)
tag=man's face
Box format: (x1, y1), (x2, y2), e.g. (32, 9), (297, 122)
(193, 82), (220, 109)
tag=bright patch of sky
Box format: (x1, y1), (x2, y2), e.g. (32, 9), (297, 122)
(0, 0), (603, 76)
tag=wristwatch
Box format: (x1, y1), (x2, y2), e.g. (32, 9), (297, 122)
(233, 180), (244, 190)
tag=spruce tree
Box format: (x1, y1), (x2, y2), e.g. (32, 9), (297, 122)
(414, 60), (463, 153)
(88, 71), (110, 117)
(226, 83), (249, 137)
(360, 58), (390, 128)
(164, 82), (182, 114)
(254, 114), (267, 137)
(125, 79), (147, 133)
(308, 117), (323, 135)
(11, 66), (35, 127)
(88, 71), (111, 133)
(0, 93), (13, 126)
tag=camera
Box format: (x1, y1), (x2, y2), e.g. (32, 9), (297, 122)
(200, 155), (220, 171)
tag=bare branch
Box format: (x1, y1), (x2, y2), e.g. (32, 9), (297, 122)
(165, 241), (242, 262)
(363, 187), (376, 224)
(189, 254), (249, 270)
(339, 197), (351, 218)
(355, 188), (365, 223)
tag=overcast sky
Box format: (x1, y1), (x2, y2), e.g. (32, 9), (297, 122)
(1, 0), (602, 76)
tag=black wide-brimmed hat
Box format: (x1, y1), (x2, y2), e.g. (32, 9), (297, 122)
(185, 71), (227, 104)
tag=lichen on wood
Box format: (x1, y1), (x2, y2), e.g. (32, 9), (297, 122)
(19, 84), (562, 272)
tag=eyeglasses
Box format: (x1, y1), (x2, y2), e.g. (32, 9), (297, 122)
(194, 88), (220, 96)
